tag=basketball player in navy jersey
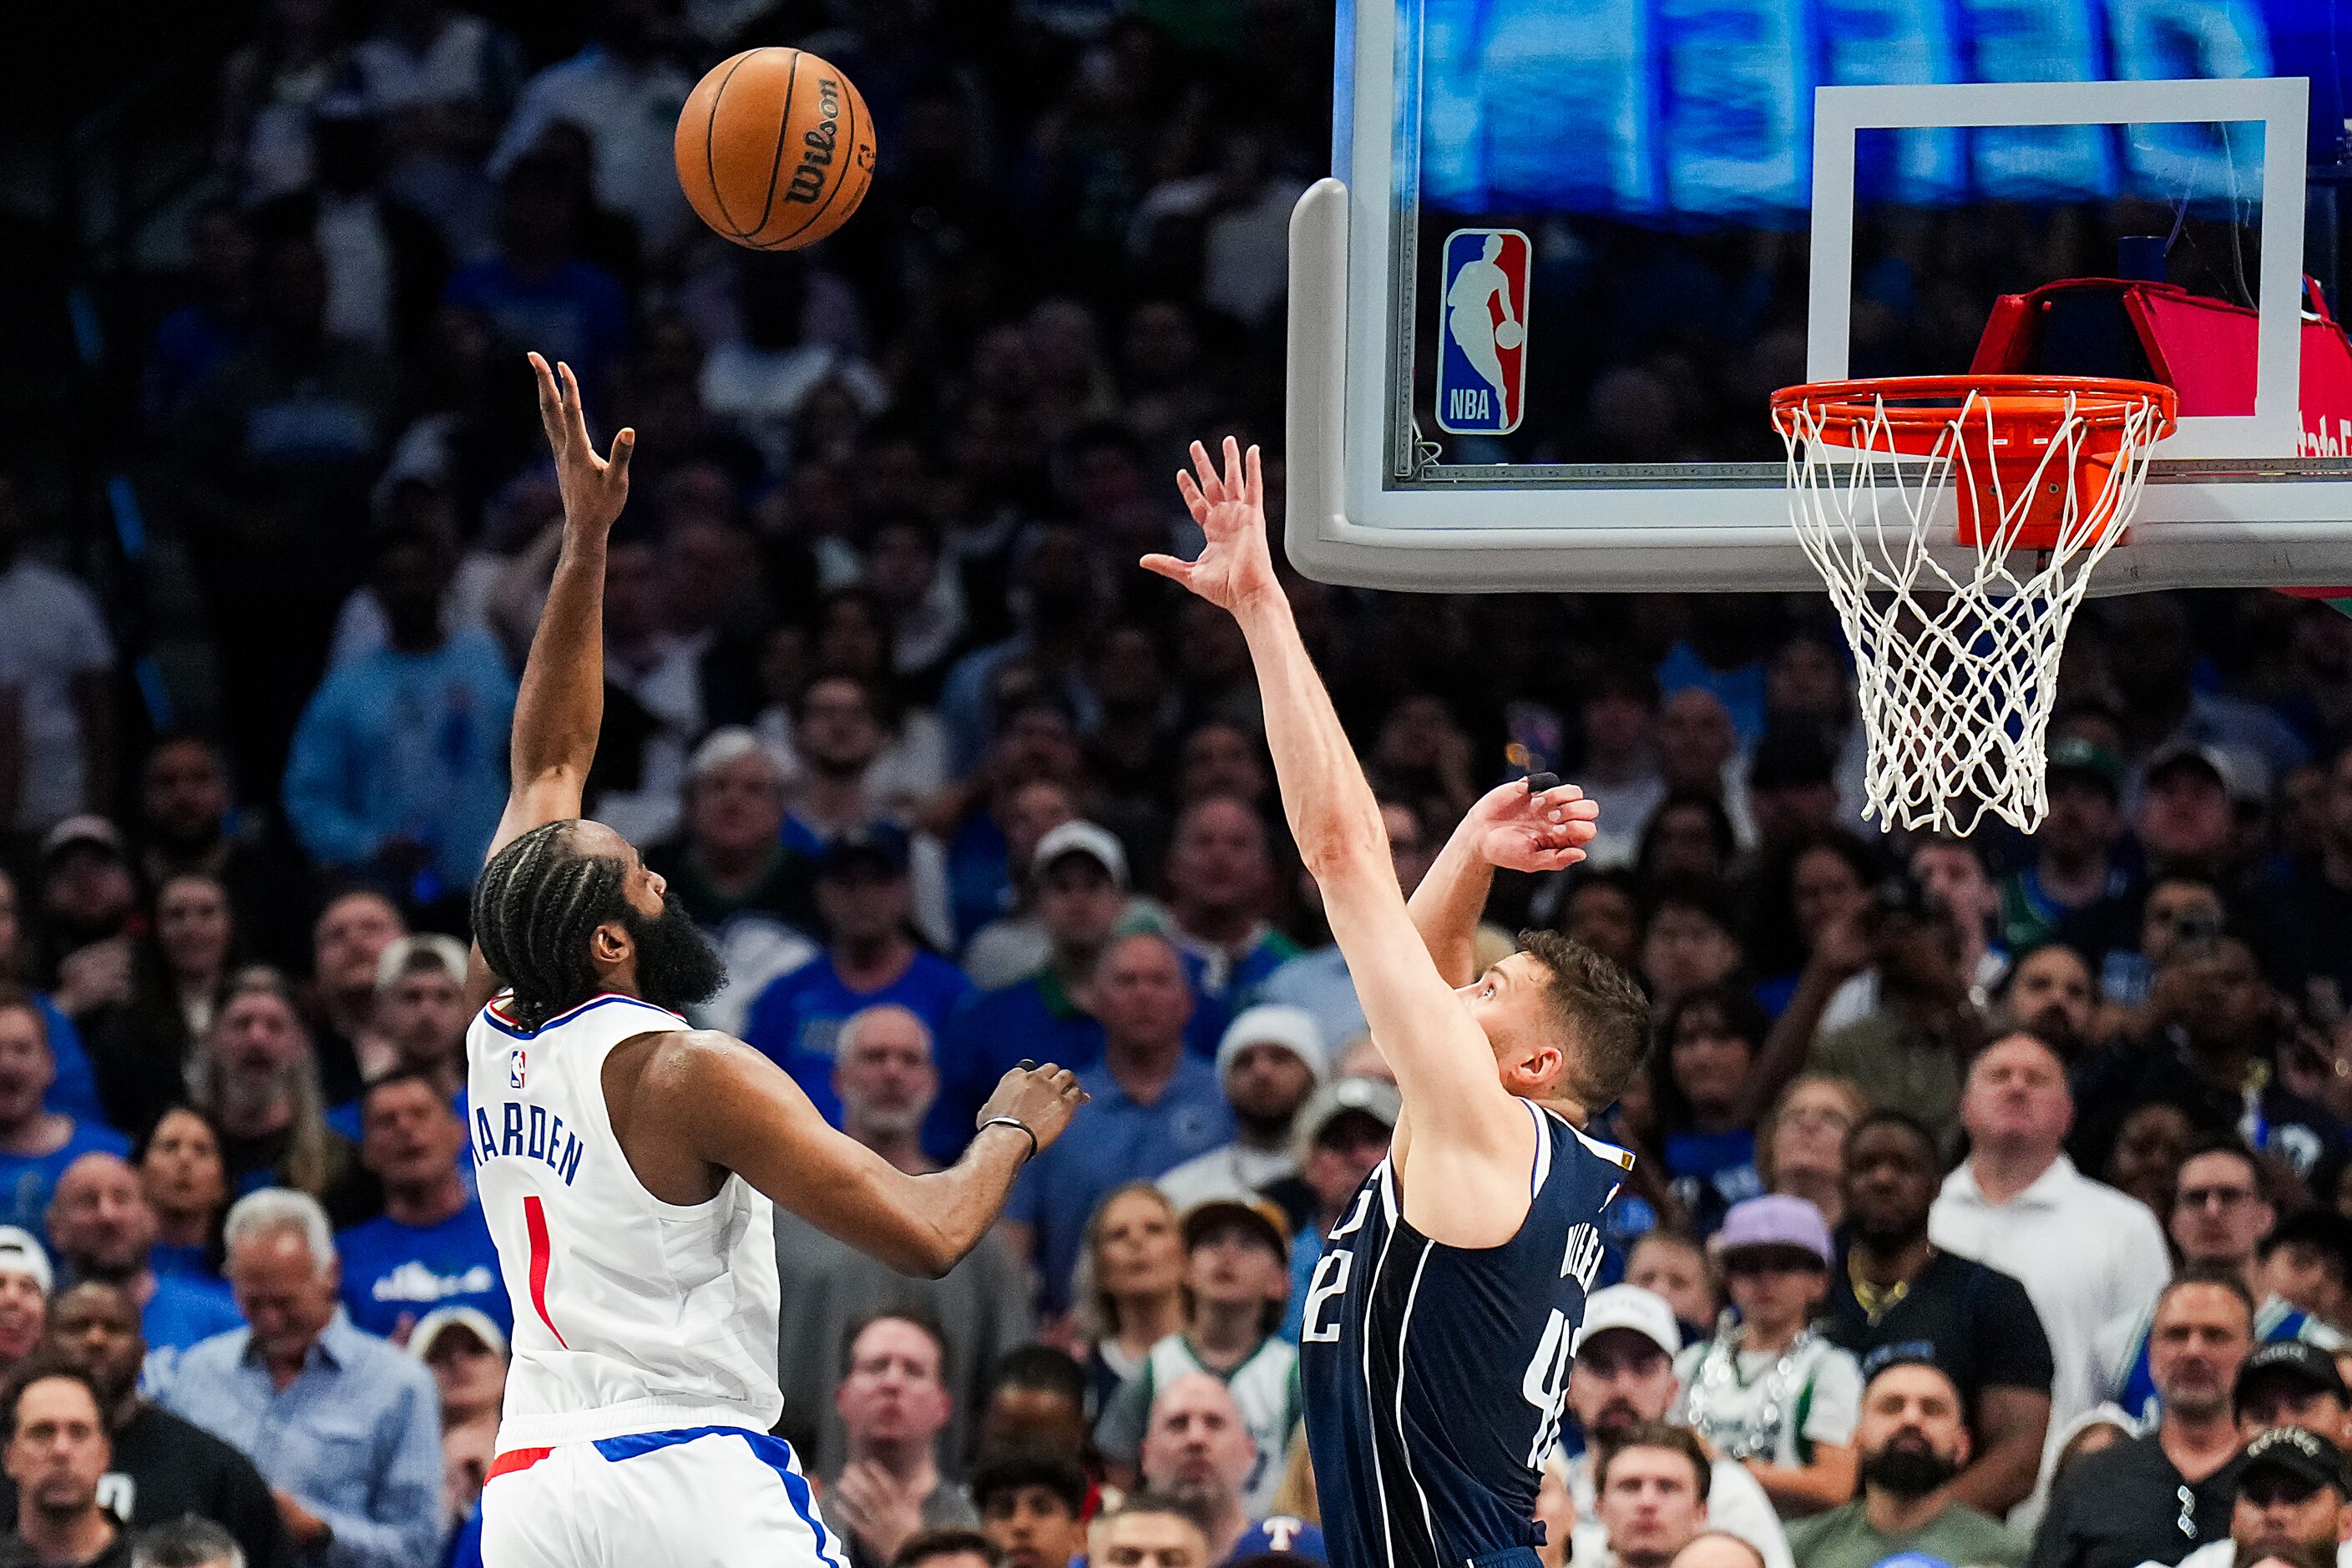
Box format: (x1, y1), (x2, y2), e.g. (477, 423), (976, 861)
(1144, 439), (1651, 1568)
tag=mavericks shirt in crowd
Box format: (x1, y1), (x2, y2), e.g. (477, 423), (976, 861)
(740, 950), (974, 1125)
(336, 1201), (511, 1341)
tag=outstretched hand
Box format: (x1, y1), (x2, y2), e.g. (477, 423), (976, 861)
(529, 351), (634, 537)
(1467, 775), (1599, 873)
(1143, 437), (1282, 616)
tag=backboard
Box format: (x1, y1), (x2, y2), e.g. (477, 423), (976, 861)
(1287, 0), (2352, 593)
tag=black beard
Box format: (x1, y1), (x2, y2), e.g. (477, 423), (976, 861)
(1860, 1437), (1960, 1500)
(620, 893), (726, 1014)
(1851, 1211), (1930, 1254)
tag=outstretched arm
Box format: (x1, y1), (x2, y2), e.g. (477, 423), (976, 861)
(466, 354), (634, 1009)
(1144, 440), (1586, 1248)
(1409, 775), (1597, 987)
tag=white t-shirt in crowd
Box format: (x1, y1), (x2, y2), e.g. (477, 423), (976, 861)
(1930, 1156), (2172, 1485)
(0, 560), (114, 832)
(1672, 1334), (1863, 1474)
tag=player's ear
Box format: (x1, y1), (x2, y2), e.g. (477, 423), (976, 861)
(588, 919), (630, 969)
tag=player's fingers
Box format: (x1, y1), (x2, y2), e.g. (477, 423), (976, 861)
(1245, 443), (1263, 508)
(1175, 469), (1210, 521)
(529, 353), (564, 438)
(1222, 436), (1243, 500)
(1189, 440), (1223, 503)
(1139, 553), (1192, 584)
(605, 427), (635, 483)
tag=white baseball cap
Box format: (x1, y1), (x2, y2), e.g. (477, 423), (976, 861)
(409, 1305), (508, 1362)
(1216, 1005), (1328, 1086)
(0, 1229), (53, 1294)
(1032, 821), (1129, 888)
(1579, 1284), (1681, 1358)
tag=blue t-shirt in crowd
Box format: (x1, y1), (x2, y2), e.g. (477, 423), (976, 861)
(336, 1201), (511, 1340)
(741, 951), (974, 1126)
(34, 998), (104, 1128)
(0, 1120), (133, 1242)
(1662, 1126), (1762, 1238)
(149, 1242), (216, 1282)
(143, 1272), (244, 1354)
(928, 966), (1228, 1164)
(1006, 1055), (1236, 1314)
(442, 256), (630, 392)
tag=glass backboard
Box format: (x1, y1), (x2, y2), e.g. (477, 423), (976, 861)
(1287, 0), (2352, 591)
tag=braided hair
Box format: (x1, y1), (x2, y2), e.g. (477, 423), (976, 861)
(470, 821), (631, 1029)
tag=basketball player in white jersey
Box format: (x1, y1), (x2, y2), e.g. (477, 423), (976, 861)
(464, 355), (1086, 1568)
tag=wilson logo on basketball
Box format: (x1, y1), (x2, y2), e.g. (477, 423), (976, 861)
(786, 78), (842, 205)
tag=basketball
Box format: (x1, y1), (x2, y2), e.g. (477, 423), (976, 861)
(1494, 320), (1524, 351)
(674, 48), (875, 251)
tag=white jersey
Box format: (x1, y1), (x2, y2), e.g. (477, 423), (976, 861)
(467, 990), (783, 1449)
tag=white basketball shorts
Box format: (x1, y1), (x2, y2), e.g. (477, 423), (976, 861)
(480, 1425), (849, 1568)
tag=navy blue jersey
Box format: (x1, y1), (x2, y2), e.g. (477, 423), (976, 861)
(1301, 1100), (1631, 1568)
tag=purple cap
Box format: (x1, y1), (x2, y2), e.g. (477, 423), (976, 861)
(1716, 1195), (1834, 1267)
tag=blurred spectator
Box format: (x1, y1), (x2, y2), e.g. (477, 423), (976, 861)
(2031, 1272), (2255, 1568)
(0, 877), (101, 1136)
(2105, 596), (2309, 784)
(281, 517), (516, 907)
(159, 1189), (441, 1568)
(825, 1311), (981, 1568)
(1993, 943), (2097, 1062)
(324, 482), (503, 671)
(143, 201), (260, 429)
(0, 991), (131, 1244)
(43, 1156), (239, 1367)
(2073, 938), (2339, 1181)
(1560, 1287), (1791, 1568)
(972, 1349), (1093, 1472)
(1636, 797), (1738, 889)
(642, 729), (818, 1034)
(1262, 1078), (1398, 1343)
(1803, 876), (1985, 1143)
(1095, 1199), (1296, 1515)
(576, 530), (696, 845)
(743, 828), (973, 1128)
(35, 823), (139, 1021)
(1625, 1235), (1721, 1348)
(1638, 884), (1743, 1017)
(1742, 731), (1843, 854)
(700, 255), (890, 478)
(2235, 1342), (2352, 1449)
(2092, 873), (2227, 1018)
(2169, 1424), (2351, 1568)
(773, 1006), (1031, 1476)
(438, 1412), (492, 1540)
(1161, 798), (1298, 1003)
(1657, 692), (1753, 843)
(406, 1307), (505, 1430)
(86, 875), (240, 1140)
(2000, 740), (2133, 953)
(1931, 1034), (2170, 1469)
(2100, 1139), (2342, 1428)
(0, 1237), (48, 1382)
(1784, 1358), (2026, 1568)
(2137, 746), (2248, 882)
(1649, 986), (1768, 1237)
(348, 0), (523, 258)
(970, 1450), (1089, 1568)
(1821, 837), (2007, 1034)
(961, 814), (1122, 999)
(134, 736), (311, 972)
(18, 1282), (286, 1568)
(342, 934), (470, 1106)
(2248, 742), (2352, 1013)
(1571, 667), (1666, 872)
(1821, 1112), (2053, 1518)
(485, 1), (695, 255)
(254, 101), (450, 355)
(0, 1362), (124, 1568)
(891, 1531), (1004, 1568)
(1158, 1009), (1322, 1211)
(1003, 935), (1232, 1316)
(950, 780), (1083, 993)
(2106, 1098), (2199, 1219)
(1257, 802), (1434, 1055)
(130, 1111), (227, 1284)
(1744, 831), (1878, 1018)
(1753, 1075), (1864, 1230)
(2256, 1211), (2352, 1341)
(334, 1071), (502, 1343)
(1672, 1196), (1859, 1520)
(0, 474), (117, 839)
(442, 152), (627, 395)
(303, 891), (406, 1107)
(129, 1515), (248, 1568)
(780, 675), (907, 855)
(191, 970), (374, 1228)
(1134, 1375), (1254, 1564)
(938, 697), (1090, 947)
(1560, 873), (1646, 976)
(175, 231), (402, 797)
(1592, 1424), (1714, 1568)
(1089, 1495), (1208, 1568)
(1073, 1182), (1187, 1413)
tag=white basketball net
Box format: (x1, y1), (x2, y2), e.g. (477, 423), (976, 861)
(1773, 385), (2170, 836)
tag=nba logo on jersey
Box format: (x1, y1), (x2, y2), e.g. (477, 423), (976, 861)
(1435, 228), (1530, 436)
(508, 1048), (527, 1090)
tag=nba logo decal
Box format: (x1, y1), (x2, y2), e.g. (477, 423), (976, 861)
(509, 1048), (527, 1090)
(1436, 228), (1530, 435)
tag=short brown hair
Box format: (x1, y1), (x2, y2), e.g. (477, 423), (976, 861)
(1596, 1421), (1712, 1501)
(1516, 930), (1649, 1108)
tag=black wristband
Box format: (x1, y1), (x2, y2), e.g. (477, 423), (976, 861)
(979, 1115), (1039, 1161)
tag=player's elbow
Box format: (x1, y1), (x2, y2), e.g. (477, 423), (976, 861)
(1296, 817), (1388, 883)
